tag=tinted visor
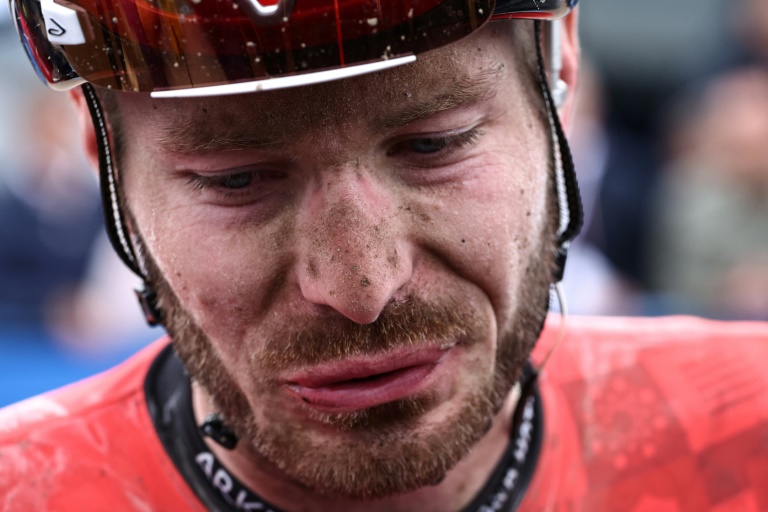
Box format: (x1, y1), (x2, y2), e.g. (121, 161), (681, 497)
(12, 0), (571, 94)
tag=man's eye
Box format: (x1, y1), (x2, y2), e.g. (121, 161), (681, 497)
(409, 138), (449, 154)
(387, 128), (482, 160)
(186, 169), (288, 206)
(189, 171), (259, 191)
(218, 172), (253, 189)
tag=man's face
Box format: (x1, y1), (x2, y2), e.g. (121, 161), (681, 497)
(116, 23), (556, 499)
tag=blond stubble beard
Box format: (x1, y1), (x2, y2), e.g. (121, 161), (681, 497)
(137, 209), (556, 500)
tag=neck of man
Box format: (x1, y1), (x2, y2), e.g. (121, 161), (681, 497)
(191, 382), (520, 512)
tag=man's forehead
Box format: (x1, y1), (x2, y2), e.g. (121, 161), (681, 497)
(116, 24), (526, 150)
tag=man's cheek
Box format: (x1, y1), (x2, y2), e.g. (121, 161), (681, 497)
(408, 171), (542, 303)
(151, 225), (262, 339)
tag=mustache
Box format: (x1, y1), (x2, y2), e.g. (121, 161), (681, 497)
(255, 295), (487, 371)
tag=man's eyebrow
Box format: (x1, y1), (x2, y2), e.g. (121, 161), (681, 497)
(154, 65), (504, 153)
(374, 66), (503, 131)
(154, 121), (287, 154)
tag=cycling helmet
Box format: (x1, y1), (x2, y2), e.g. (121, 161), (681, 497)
(13, 0), (576, 95)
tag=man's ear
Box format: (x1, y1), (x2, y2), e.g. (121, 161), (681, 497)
(557, 8), (580, 130)
(69, 88), (100, 177)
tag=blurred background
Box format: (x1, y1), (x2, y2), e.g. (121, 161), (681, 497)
(1, 0), (767, 406)
(0, 4), (156, 406)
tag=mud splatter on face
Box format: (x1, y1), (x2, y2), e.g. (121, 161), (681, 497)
(117, 19), (556, 502)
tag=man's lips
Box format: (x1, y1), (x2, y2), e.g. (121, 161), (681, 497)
(282, 344), (456, 412)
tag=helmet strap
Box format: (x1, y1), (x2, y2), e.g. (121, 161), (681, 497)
(533, 20), (583, 283)
(82, 83), (162, 327)
(512, 22), (582, 431)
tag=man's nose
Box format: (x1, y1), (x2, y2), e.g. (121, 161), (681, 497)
(295, 168), (412, 324)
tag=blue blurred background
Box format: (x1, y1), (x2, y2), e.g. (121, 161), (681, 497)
(2, 0), (768, 406)
(0, 6), (157, 405)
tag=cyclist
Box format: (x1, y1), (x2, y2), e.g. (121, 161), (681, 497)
(2, 1), (767, 510)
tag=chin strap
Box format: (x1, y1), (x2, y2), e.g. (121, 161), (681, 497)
(135, 285), (163, 326)
(534, 20), (583, 283)
(512, 21), (582, 430)
(82, 83), (163, 326)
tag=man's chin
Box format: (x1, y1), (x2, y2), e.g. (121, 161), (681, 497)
(302, 391), (440, 432)
(241, 387), (499, 500)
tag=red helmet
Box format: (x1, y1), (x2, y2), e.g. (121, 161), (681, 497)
(12, 0), (576, 96)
